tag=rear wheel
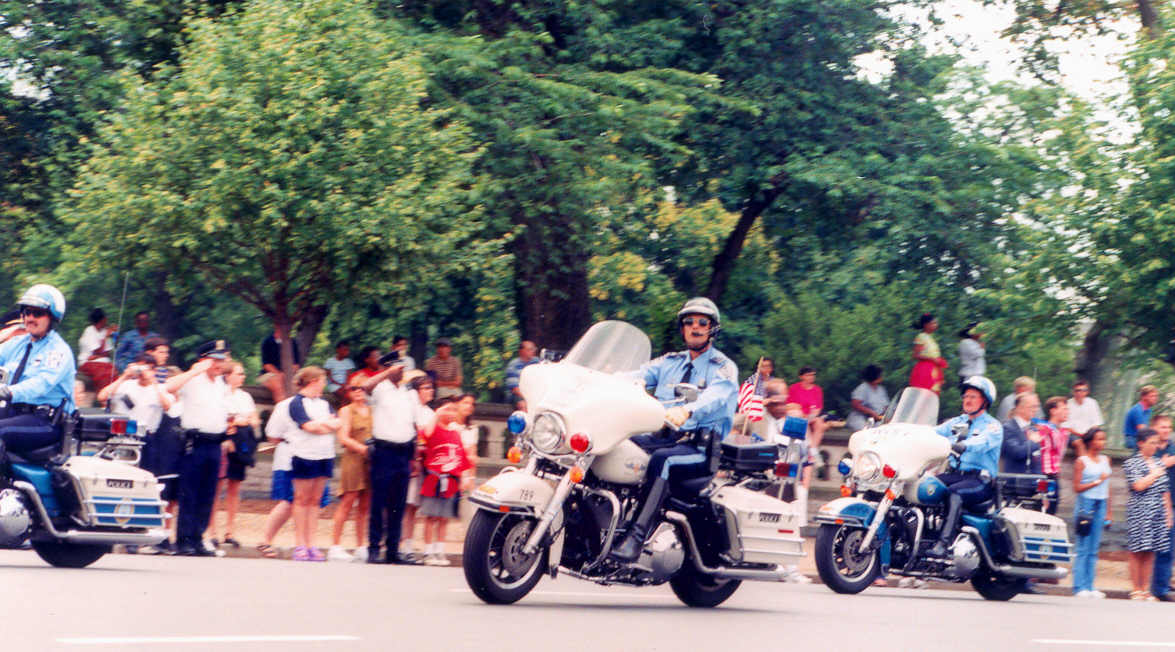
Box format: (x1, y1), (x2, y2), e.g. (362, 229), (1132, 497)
(32, 541), (109, 568)
(971, 568), (1026, 601)
(814, 524), (879, 594)
(669, 562), (741, 608)
(462, 511), (547, 604)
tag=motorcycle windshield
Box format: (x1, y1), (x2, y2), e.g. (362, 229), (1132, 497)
(883, 387), (940, 426)
(562, 321), (651, 373)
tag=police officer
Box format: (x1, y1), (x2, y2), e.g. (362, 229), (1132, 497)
(359, 359), (421, 564)
(610, 297), (738, 562)
(0, 285), (75, 461)
(930, 375), (1002, 557)
(164, 340), (232, 556)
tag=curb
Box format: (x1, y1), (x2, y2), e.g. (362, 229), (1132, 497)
(113, 543), (467, 565)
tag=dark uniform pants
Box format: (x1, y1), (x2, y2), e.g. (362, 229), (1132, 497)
(631, 433), (709, 483)
(936, 470), (993, 506)
(369, 443), (413, 557)
(0, 413), (60, 454)
(177, 439), (221, 545)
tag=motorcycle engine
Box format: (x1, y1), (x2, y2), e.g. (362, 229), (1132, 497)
(638, 523), (685, 582)
(947, 534), (980, 580)
(0, 488), (31, 547)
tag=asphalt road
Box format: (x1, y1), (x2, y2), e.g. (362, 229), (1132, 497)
(0, 550), (1169, 652)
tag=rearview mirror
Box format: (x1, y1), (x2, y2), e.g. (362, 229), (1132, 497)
(674, 383), (700, 403)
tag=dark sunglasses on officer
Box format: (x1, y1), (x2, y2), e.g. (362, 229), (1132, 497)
(681, 317), (711, 328)
(20, 307), (50, 319)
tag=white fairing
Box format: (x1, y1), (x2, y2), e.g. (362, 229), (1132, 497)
(591, 440), (650, 485)
(64, 455), (167, 529)
(848, 423), (950, 481)
(518, 321), (666, 456)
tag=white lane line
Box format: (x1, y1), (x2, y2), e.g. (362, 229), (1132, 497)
(448, 588), (673, 600)
(1034, 640), (1175, 648)
(58, 635), (360, 646)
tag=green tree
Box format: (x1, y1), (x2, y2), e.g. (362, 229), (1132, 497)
(66, 0), (481, 390)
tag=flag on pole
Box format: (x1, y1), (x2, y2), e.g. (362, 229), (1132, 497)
(738, 376), (764, 422)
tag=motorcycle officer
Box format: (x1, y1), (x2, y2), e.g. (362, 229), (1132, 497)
(0, 284), (76, 461)
(929, 375), (1002, 557)
(610, 297), (738, 562)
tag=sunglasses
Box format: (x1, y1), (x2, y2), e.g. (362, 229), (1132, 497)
(21, 307), (50, 319)
(681, 317), (711, 327)
(346, 386), (363, 392)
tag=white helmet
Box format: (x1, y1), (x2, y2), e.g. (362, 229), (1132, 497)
(676, 297), (720, 331)
(18, 284), (67, 323)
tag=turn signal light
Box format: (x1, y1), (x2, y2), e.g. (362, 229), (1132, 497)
(506, 446), (523, 464)
(1036, 479), (1049, 493)
(110, 418), (128, 435)
(569, 432), (591, 454)
(881, 464), (896, 479)
(840, 485), (853, 497)
(569, 466), (585, 483)
(884, 488), (896, 500)
(775, 461), (793, 478)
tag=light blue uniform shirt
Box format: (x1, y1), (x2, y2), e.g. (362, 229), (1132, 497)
(0, 330), (77, 413)
(935, 412), (1002, 475)
(636, 345), (738, 434)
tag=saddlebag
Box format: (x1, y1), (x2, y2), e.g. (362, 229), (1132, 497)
(61, 456), (167, 529)
(992, 506), (1074, 564)
(719, 443), (777, 473)
(709, 485), (804, 565)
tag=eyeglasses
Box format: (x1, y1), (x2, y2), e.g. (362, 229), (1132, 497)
(681, 317), (711, 327)
(345, 386), (362, 392)
(21, 307), (49, 319)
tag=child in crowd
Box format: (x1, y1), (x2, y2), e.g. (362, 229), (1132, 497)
(418, 398), (473, 566)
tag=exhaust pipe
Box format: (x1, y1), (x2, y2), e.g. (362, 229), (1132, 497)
(664, 511), (787, 582)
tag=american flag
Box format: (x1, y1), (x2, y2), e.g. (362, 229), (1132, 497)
(738, 376), (764, 422)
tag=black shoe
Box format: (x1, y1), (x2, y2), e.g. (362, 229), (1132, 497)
(609, 530), (646, 563)
(388, 553), (420, 565)
(152, 541), (175, 556)
(1156, 592), (1175, 602)
(366, 548), (386, 564)
(191, 541), (215, 557)
(176, 545), (199, 556)
(223, 536), (241, 549)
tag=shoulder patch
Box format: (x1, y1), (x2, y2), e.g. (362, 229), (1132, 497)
(714, 360), (737, 383)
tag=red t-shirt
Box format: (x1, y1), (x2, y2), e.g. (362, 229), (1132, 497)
(788, 383), (824, 416)
(420, 425), (472, 499)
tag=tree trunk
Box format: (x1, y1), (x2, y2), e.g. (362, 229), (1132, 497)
(1138, 0), (1159, 36)
(294, 303), (328, 367)
(1074, 318), (1114, 403)
(512, 218), (591, 351)
(705, 188), (781, 303)
(275, 312), (295, 398)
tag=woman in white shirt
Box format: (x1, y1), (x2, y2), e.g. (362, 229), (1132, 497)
(208, 362), (259, 548)
(286, 366), (340, 562)
(78, 308), (119, 389)
(96, 355), (174, 435)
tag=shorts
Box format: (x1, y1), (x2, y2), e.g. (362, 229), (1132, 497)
(224, 458), (248, 482)
(291, 456), (334, 480)
(270, 470), (331, 507)
(419, 495), (459, 519)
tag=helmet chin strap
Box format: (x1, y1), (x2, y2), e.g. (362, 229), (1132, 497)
(687, 340), (710, 353)
(964, 403), (988, 417)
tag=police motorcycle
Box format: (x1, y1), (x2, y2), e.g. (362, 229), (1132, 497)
(813, 387), (1073, 600)
(463, 320), (804, 606)
(0, 368), (168, 568)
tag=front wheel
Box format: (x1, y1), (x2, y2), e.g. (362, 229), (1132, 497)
(669, 562), (741, 608)
(462, 510), (547, 605)
(814, 524), (879, 594)
(971, 568), (1026, 601)
(32, 541), (109, 568)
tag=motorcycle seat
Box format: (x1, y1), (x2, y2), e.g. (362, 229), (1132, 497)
(672, 475), (714, 499)
(7, 444), (60, 465)
(966, 498), (996, 515)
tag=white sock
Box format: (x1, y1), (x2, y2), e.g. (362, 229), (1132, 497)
(401, 538), (414, 553)
(433, 542), (444, 556)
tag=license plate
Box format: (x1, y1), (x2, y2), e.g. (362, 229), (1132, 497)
(106, 479), (133, 489)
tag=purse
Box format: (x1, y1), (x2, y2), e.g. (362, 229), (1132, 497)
(1075, 512), (1093, 537)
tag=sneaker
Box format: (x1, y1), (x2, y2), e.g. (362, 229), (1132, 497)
(308, 547), (326, 562)
(1074, 590), (1092, 598)
(786, 569), (810, 584)
(352, 547), (368, 563)
(424, 554), (442, 566)
(327, 546), (354, 562)
(203, 540), (218, 553)
(898, 577), (927, 589)
(433, 553), (451, 567)
(292, 546), (311, 562)
(1089, 590), (1107, 599)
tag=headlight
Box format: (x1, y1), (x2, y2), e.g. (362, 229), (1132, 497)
(530, 413), (567, 454)
(854, 451), (883, 483)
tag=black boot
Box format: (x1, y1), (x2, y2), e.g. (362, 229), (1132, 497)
(610, 478), (671, 562)
(930, 493), (964, 558)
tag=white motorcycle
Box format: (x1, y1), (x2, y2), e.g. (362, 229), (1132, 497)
(814, 387), (1073, 600)
(463, 321), (804, 606)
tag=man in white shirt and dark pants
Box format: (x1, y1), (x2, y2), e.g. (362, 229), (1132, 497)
(361, 361), (420, 564)
(1065, 379), (1104, 436)
(165, 340), (232, 557)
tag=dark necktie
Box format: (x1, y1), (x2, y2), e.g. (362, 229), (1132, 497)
(11, 341), (33, 385)
(680, 361), (694, 385)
